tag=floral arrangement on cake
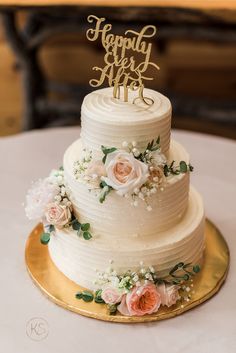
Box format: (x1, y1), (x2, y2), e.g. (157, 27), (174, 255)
(75, 262), (200, 316)
(25, 168), (93, 244)
(74, 137), (193, 210)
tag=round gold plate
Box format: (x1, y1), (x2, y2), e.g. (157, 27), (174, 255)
(25, 219), (229, 323)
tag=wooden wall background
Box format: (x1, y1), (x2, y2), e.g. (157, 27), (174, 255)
(0, 12), (236, 137)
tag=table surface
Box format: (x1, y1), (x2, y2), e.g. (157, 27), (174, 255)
(0, 0), (236, 9)
(0, 127), (236, 353)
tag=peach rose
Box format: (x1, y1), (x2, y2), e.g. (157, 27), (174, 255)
(45, 202), (71, 228)
(101, 286), (123, 305)
(103, 151), (149, 196)
(117, 282), (161, 316)
(158, 283), (180, 307)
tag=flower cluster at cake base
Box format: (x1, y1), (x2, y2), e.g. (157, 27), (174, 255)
(75, 262), (201, 316)
(74, 137), (193, 211)
(25, 168), (93, 244)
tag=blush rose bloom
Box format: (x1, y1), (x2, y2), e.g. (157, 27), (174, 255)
(45, 202), (71, 228)
(117, 282), (161, 316)
(102, 151), (149, 196)
(101, 286), (124, 305)
(158, 283), (180, 307)
(25, 178), (60, 220)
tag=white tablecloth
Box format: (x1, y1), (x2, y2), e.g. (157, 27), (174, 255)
(1, 127), (236, 353)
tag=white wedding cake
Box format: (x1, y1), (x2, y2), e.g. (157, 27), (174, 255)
(49, 87), (205, 289)
(25, 86), (205, 316)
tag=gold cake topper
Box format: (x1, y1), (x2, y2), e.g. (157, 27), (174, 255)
(86, 15), (159, 106)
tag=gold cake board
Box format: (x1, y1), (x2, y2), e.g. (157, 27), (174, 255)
(25, 219), (229, 323)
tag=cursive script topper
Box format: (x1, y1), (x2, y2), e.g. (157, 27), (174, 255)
(86, 15), (160, 106)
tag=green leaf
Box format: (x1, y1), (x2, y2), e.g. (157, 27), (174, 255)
(100, 180), (108, 188)
(99, 184), (112, 203)
(59, 166), (64, 171)
(183, 274), (190, 281)
(49, 224), (55, 233)
(81, 223), (90, 231)
(164, 164), (169, 177)
(75, 291), (83, 299)
(101, 146), (117, 164)
(108, 304), (117, 315)
(169, 263), (180, 275)
(156, 136), (160, 145)
(83, 231), (92, 240)
(189, 164), (194, 172)
(82, 291), (94, 302)
(95, 290), (105, 304)
(193, 265), (201, 273)
(40, 232), (50, 245)
(180, 161), (188, 173)
(71, 219), (81, 231)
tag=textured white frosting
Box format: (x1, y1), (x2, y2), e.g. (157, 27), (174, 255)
(49, 187), (205, 290)
(81, 87), (172, 156)
(63, 138), (190, 237)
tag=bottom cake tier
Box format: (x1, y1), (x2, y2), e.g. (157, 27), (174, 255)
(48, 187), (205, 290)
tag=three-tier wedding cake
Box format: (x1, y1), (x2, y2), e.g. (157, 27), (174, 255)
(25, 87), (205, 316)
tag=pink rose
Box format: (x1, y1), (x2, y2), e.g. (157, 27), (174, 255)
(101, 286), (123, 305)
(45, 202), (71, 228)
(103, 151), (149, 196)
(117, 282), (161, 316)
(158, 283), (180, 307)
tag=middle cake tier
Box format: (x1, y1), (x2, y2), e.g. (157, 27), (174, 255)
(63, 138), (190, 237)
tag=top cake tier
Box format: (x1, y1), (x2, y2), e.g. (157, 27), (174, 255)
(81, 87), (172, 156)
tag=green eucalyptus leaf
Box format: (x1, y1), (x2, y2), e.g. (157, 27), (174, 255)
(189, 164), (194, 172)
(164, 165), (169, 177)
(169, 263), (180, 275)
(81, 223), (90, 231)
(72, 220), (81, 231)
(193, 265), (201, 273)
(108, 304), (117, 315)
(83, 231), (92, 240)
(95, 297), (105, 304)
(183, 274), (190, 281)
(94, 290), (105, 304)
(40, 232), (50, 245)
(82, 291), (94, 302)
(75, 292), (83, 299)
(49, 224), (55, 233)
(180, 161), (188, 173)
